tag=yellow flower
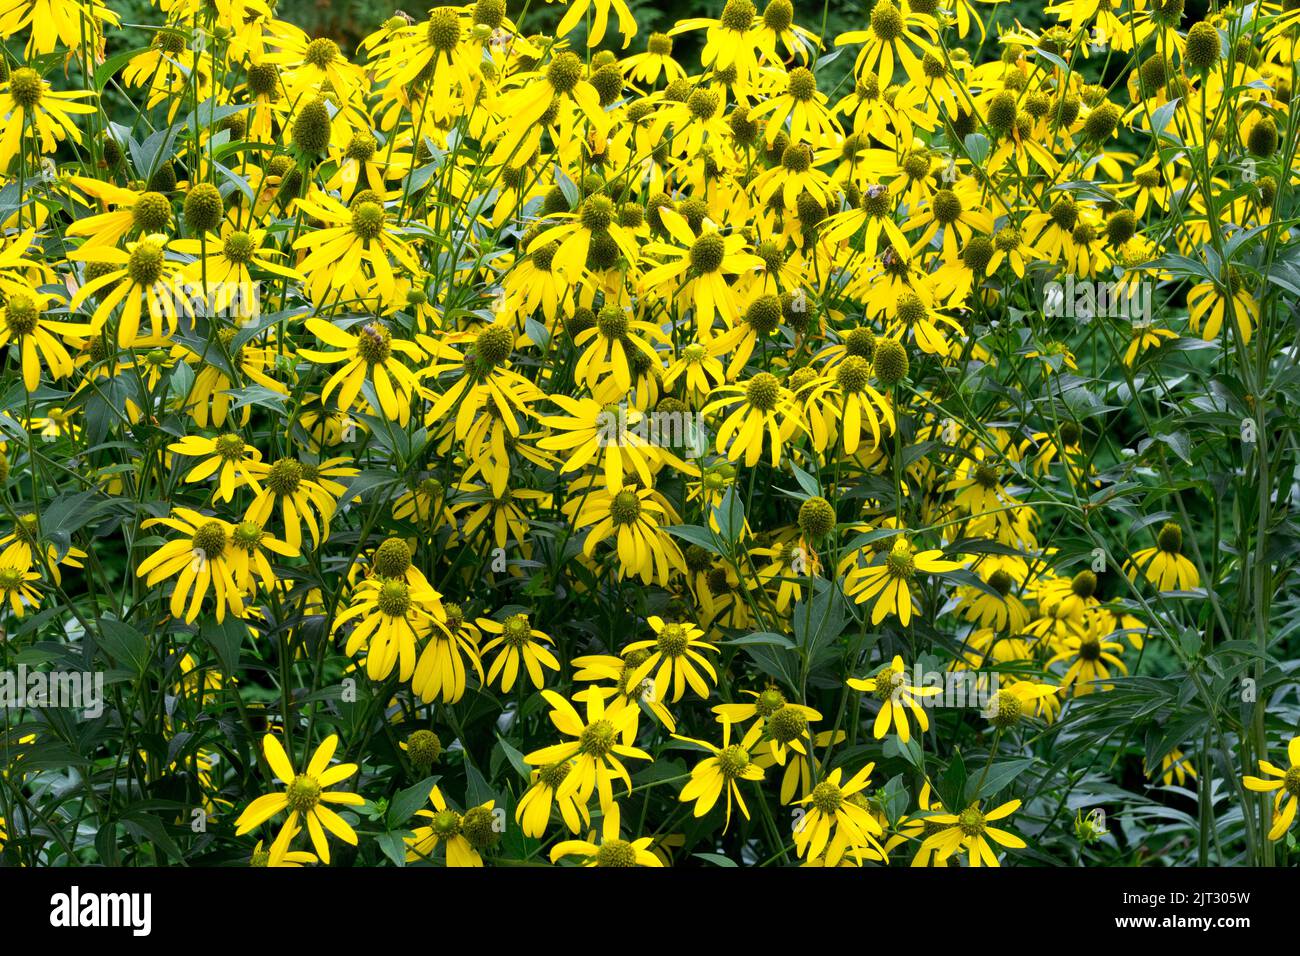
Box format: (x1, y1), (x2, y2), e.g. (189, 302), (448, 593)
(920, 799), (1026, 867)
(168, 433), (264, 503)
(1244, 736), (1300, 841)
(411, 604), (485, 704)
(844, 539), (964, 626)
(847, 654), (941, 743)
(704, 371), (803, 468)
(568, 482), (685, 585)
(479, 612), (560, 692)
(1126, 522), (1199, 591)
(792, 764), (887, 865)
(136, 509), (244, 623)
(234, 734), (363, 865)
(405, 786), (498, 866)
(298, 318), (424, 425)
(673, 719), (764, 829)
(70, 234), (192, 346)
(0, 291), (84, 391)
(549, 801), (662, 866)
(516, 761), (590, 838)
(622, 616), (718, 702)
(0, 67), (95, 170)
(0, 562), (41, 617)
(525, 690), (650, 813)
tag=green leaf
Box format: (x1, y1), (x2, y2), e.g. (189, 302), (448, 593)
(495, 736), (531, 780)
(694, 852), (738, 866)
(388, 775), (439, 828)
(201, 616), (246, 675)
(723, 631), (795, 648)
(711, 486), (745, 546)
(98, 617), (149, 674)
(743, 643), (801, 692)
(971, 758), (1034, 802)
(95, 47), (147, 91)
(939, 750), (967, 810)
(376, 830), (408, 866)
(963, 132), (990, 166)
(791, 578), (846, 659)
(665, 523), (722, 553)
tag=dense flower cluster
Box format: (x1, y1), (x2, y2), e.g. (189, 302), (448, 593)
(0, 0), (1296, 868)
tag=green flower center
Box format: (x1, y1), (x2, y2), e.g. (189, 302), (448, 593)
(215, 433), (245, 460)
(718, 744), (750, 778)
(407, 730), (442, 766)
(1049, 197), (1078, 230)
(266, 458), (303, 496)
(1285, 766), (1300, 798)
(580, 195), (614, 231)
(958, 806), (986, 836)
(9, 68), (43, 109)
(475, 324), (514, 366)
(886, 542), (915, 578)
(688, 89), (719, 121)
(720, 0), (756, 31)
(351, 202), (385, 241)
(133, 191), (173, 232)
(1157, 523), (1183, 554)
(756, 688), (787, 717)
(376, 580), (412, 617)
(1071, 570), (1097, 598)
(128, 239), (166, 287)
(782, 143), (812, 173)
(547, 52), (584, 94)
(836, 355), (870, 393)
(656, 623), (689, 657)
(305, 37), (339, 69)
(870, 1), (904, 41)
(232, 520), (263, 552)
(810, 780), (843, 814)
(746, 372), (781, 412)
(286, 774), (322, 813)
(223, 231), (254, 263)
(427, 7), (462, 52)
(461, 806), (501, 850)
(873, 666), (903, 701)
(992, 693), (1022, 727)
(767, 705), (807, 743)
(931, 189), (962, 225)
(5, 294), (38, 336)
(373, 537), (413, 577)
(347, 132), (377, 162)
(502, 613), (532, 647)
(355, 323), (392, 364)
(192, 521), (228, 557)
(597, 306), (628, 339)
(689, 233), (726, 273)
(763, 0), (793, 31)
(596, 838), (638, 866)
(540, 761), (570, 789)
(432, 808), (462, 836)
(610, 490), (642, 525)
(787, 67), (816, 101)
(580, 719), (617, 757)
